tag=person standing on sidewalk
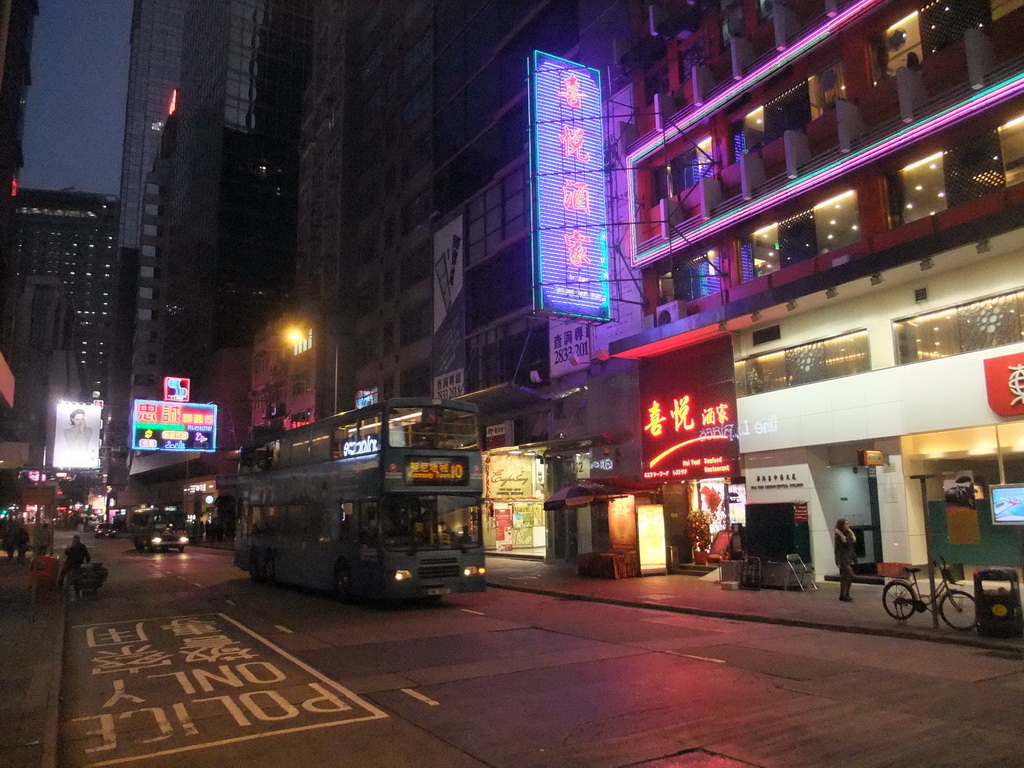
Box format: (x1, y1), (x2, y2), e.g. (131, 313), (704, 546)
(834, 518), (857, 602)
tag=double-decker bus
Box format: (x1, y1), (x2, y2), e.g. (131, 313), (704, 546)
(235, 398), (486, 600)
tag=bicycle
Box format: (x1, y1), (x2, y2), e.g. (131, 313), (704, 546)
(881, 557), (976, 631)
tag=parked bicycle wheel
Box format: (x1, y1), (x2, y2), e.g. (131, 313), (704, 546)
(940, 589), (976, 631)
(883, 580), (916, 621)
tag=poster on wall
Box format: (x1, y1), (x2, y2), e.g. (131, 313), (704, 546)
(698, 479), (728, 537)
(549, 319), (592, 378)
(727, 483), (747, 525)
(637, 504), (667, 575)
(608, 495), (637, 549)
(493, 505), (513, 552)
(432, 216), (466, 399)
(52, 401), (102, 469)
(485, 452), (537, 499)
(943, 470), (981, 545)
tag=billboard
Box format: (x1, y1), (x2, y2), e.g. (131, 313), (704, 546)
(529, 51), (611, 321)
(52, 401), (102, 469)
(432, 216), (466, 399)
(131, 399), (217, 452)
(639, 337), (740, 481)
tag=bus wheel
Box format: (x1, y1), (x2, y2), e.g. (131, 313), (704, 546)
(134, 540), (143, 552)
(249, 550), (264, 583)
(262, 552), (276, 584)
(333, 564), (352, 601)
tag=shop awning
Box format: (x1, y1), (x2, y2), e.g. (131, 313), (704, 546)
(454, 382), (552, 416)
(543, 480), (656, 511)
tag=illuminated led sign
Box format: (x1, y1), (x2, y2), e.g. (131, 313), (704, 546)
(529, 51), (611, 321)
(163, 377), (191, 402)
(341, 434), (380, 459)
(406, 457), (469, 486)
(131, 399), (217, 452)
(639, 337), (739, 481)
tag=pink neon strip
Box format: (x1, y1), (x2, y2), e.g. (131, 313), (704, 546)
(625, 0), (883, 263)
(627, 0), (883, 164)
(631, 71), (1024, 268)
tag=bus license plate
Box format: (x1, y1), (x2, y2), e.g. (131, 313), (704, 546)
(426, 587), (450, 596)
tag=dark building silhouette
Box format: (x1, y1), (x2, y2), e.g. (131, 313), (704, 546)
(13, 189), (120, 402)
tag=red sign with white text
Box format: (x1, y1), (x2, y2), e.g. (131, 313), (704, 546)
(983, 351), (1024, 416)
(639, 337), (739, 481)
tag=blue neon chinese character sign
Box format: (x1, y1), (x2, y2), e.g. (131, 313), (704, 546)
(529, 51), (611, 322)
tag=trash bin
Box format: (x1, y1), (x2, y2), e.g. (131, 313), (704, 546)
(32, 555), (59, 591)
(973, 568), (1023, 638)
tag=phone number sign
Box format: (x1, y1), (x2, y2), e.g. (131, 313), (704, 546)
(131, 399), (218, 452)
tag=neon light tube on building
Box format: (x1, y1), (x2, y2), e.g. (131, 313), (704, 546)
(631, 69), (1024, 267)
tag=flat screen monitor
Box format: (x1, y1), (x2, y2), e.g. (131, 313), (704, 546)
(991, 484), (1024, 525)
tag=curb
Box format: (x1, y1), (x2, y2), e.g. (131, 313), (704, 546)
(485, 580), (1024, 655)
(41, 592), (66, 768)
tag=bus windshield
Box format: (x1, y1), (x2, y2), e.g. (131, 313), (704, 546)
(386, 406), (478, 450)
(381, 495), (481, 551)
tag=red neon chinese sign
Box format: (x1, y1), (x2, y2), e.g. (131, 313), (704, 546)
(639, 337), (739, 481)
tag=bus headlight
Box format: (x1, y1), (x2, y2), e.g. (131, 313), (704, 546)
(151, 537), (162, 545)
(463, 566), (485, 577)
(178, 537), (189, 544)
(394, 569), (413, 581)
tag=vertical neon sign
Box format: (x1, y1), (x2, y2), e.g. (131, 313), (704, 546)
(529, 51), (611, 322)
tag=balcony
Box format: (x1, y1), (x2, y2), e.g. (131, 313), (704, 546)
(633, 49), (1024, 267)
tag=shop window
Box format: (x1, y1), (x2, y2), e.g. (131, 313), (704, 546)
(669, 138), (714, 196)
(870, 12), (923, 85)
(993, 0), (1024, 19)
(763, 83), (811, 144)
(735, 330), (870, 395)
(739, 223), (780, 281)
(720, 0), (744, 46)
(945, 131), (1004, 207)
(894, 289), (1024, 363)
(777, 209), (817, 267)
(891, 152), (947, 225)
(671, 249), (722, 301)
(813, 190), (860, 253)
(998, 114), (1024, 186)
(920, 0), (991, 57)
(732, 108), (765, 162)
(808, 62), (846, 119)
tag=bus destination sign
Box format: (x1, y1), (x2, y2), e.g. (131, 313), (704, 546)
(406, 457), (468, 486)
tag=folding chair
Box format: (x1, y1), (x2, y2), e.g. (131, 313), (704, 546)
(785, 553), (817, 591)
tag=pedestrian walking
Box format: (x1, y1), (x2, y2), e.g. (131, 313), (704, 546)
(834, 518), (857, 602)
(58, 534), (91, 597)
(15, 524), (30, 564)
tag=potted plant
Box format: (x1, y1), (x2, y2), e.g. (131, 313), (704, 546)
(688, 507), (712, 564)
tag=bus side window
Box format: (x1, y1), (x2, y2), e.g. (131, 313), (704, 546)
(359, 501), (379, 545)
(338, 502), (355, 541)
(331, 422), (357, 458)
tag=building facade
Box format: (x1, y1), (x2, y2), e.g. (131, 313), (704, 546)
(606, 0), (1024, 576)
(13, 189), (120, 402)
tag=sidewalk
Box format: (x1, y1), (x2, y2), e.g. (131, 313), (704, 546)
(484, 554), (1024, 653)
(0, 537), (67, 768)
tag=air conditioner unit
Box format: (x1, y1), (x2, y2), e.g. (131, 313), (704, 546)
(655, 300), (684, 326)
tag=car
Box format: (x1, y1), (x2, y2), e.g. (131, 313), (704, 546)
(94, 524), (117, 538)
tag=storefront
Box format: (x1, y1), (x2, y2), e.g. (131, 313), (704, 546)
(737, 343), (1024, 577)
(483, 449), (546, 557)
(638, 336), (744, 568)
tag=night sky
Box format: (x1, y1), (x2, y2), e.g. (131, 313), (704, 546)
(19, 0), (134, 196)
